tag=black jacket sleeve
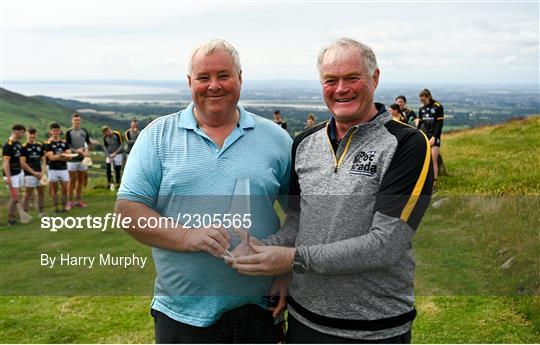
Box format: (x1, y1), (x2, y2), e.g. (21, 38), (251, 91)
(375, 127), (434, 229)
(84, 129), (91, 144)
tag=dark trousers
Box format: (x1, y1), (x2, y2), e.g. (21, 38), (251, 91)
(152, 305), (283, 343)
(106, 164), (121, 185)
(286, 314), (412, 344)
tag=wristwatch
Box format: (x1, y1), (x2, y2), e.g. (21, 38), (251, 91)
(292, 248), (306, 274)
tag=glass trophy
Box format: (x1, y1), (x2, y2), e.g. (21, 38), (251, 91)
(227, 178), (251, 257)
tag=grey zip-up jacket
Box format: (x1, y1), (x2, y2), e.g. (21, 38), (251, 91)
(263, 104), (433, 340)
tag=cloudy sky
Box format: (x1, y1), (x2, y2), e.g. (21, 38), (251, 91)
(1, 0), (538, 84)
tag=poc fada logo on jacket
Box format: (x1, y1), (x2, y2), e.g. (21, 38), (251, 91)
(350, 151), (378, 177)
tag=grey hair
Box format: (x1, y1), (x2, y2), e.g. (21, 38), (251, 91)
(317, 37), (378, 77)
(187, 39), (241, 76)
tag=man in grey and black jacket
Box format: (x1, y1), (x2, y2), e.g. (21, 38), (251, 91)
(229, 38), (433, 343)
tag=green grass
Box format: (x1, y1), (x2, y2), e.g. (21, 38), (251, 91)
(438, 116), (540, 195)
(413, 296), (538, 343)
(0, 297), (153, 343)
(1, 117), (539, 343)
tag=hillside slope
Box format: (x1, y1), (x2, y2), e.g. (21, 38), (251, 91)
(439, 116), (540, 195)
(0, 88), (75, 139)
(0, 88), (129, 141)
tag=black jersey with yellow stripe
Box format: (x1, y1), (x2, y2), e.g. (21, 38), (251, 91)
(43, 139), (70, 170)
(22, 142), (45, 175)
(402, 107), (418, 125)
(418, 101), (444, 139)
(2, 139), (23, 175)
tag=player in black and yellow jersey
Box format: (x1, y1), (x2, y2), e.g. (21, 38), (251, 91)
(395, 95), (419, 127)
(21, 128), (46, 217)
(103, 126), (124, 190)
(124, 119), (140, 156)
(388, 103), (408, 123)
(2, 124), (26, 225)
(44, 123), (73, 213)
(418, 89), (444, 190)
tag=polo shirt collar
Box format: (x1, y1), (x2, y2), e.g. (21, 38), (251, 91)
(178, 102), (255, 130)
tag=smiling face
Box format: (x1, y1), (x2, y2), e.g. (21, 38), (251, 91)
(320, 47), (379, 125)
(396, 98), (406, 110)
(389, 107), (400, 118)
(188, 49), (242, 119)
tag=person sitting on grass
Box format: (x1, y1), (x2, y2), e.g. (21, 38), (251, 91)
(395, 95), (419, 127)
(389, 103), (407, 123)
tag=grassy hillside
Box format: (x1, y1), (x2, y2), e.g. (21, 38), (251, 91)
(439, 116), (540, 195)
(0, 88), (129, 141)
(0, 117), (538, 343)
(1, 88), (73, 140)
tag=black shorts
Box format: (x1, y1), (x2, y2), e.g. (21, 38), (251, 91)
(152, 304), (284, 343)
(431, 137), (441, 147)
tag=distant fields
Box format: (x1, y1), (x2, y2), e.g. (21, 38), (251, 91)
(1, 117), (539, 343)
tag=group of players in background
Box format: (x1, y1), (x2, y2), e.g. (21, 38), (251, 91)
(4, 88), (442, 225)
(297, 88), (444, 191)
(2, 113), (140, 225)
(390, 89), (444, 191)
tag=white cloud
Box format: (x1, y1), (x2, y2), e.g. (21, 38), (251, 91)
(500, 56), (518, 64)
(1, 0), (538, 83)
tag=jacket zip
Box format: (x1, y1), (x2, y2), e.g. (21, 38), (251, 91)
(325, 123), (357, 173)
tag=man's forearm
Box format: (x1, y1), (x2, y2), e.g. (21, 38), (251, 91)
(114, 199), (188, 252)
(3, 160), (11, 179)
(113, 147), (123, 155)
(21, 160), (37, 176)
(296, 213), (415, 275)
(46, 153), (63, 161)
(261, 211), (300, 247)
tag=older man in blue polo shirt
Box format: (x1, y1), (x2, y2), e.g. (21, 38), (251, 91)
(115, 39), (292, 343)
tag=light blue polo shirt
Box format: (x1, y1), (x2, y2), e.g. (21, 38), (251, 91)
(117, 103), (292, 326)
